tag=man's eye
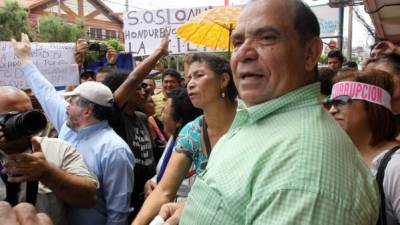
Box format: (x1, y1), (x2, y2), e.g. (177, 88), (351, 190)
(262, 35), (277, 43)
(232, 40), (243, 48)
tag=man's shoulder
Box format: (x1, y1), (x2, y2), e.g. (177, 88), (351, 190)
(39, 137), (74, 155)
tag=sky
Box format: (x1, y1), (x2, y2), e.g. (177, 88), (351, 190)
(102, 0), (375, 54)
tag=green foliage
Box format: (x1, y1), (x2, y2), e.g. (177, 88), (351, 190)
(38, 14), (85, 42)
(320, 53), (328, 64)
(85, 51), (106, 64)
(0, 0), (31, 41)
(102, 39), (124, 52)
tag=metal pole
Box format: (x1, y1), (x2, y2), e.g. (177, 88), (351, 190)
(125, 0), (129, 12)
(58, 0), (61, 17)
(338, 7), (344, 52)
(347, 6), (353, 61)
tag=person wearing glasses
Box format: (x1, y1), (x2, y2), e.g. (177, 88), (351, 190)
(329, 69), (400, 225)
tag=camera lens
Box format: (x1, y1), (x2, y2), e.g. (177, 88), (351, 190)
(3, 111), (47, 141)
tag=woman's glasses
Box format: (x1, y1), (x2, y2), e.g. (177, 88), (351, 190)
(326, 95), (353, 110)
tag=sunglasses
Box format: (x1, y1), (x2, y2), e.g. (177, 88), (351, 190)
(327, 95), (353, 109)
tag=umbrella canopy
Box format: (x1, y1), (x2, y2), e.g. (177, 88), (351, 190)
(176, 6), (241, 51)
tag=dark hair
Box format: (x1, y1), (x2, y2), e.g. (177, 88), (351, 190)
(80, 71), (95, 79)
(102, 70), (129, 93)
(328, 50), (345, 63)
(334, 69), (397, 146)
(162, 69), (181, 81)
(187, 53), (238, 101)
(293, 0), (320, 45)
(343, 61), (358, 69)
(76, 96), (112, 121)
(318, 67), (335, 96)
(144, 77), (156, 86)
(364, 54), (400, 74)
(169, 88), (202, 127)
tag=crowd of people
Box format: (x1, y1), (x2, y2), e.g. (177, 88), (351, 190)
(1, 0), (400, 225)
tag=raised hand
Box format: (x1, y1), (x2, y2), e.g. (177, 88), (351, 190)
(106, 47), (117, 65)
(11, 33), (32, 65)
(159, 31), (170, 56)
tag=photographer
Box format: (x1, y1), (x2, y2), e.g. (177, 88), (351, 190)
(75, 38), (133, 77)
(0, 86), (97, 225)
(12, 33), (135, 225)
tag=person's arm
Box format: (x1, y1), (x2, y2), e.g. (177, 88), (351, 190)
(132, 152), (191, 225)
(12, 33), (67, 132)
(114, 34), (169, 108)
(2, 138), (97, 207)
(102, 147), (135, 225)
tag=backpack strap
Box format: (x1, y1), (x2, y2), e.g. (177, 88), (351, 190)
(376, 145), (400, 225)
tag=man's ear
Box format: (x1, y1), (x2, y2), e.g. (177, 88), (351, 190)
(304, 37), (323, 72)
(82, 106), (92, 118)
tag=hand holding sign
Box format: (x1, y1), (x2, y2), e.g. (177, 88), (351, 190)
(11, 33), (32, 65)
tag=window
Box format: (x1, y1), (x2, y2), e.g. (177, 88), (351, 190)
(106, 30), (117, 39)
(96, 28), (102, 40)
(89, 28), (96, 39)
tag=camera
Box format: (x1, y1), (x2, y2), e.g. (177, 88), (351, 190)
(0, 110), (47, 142)
(88, 42), (108, 52)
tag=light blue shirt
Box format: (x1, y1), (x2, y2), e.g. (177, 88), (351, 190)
(21, 63), (135, 225)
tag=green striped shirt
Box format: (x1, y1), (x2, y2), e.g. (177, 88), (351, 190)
(180, 83), (379, 225)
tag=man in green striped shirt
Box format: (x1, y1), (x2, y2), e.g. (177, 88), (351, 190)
(157, 0), (379, 224)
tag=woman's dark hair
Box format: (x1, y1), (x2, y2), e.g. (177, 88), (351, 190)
(334, 69), (397, 146)
(187, 53), (238, 101)
(169, 88), (202, 129)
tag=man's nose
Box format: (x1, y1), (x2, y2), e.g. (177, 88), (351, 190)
(235, 40), (258, 62)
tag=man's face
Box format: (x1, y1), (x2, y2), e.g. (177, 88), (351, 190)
(327, 57), (342, 71)
(66, 96), (85, 131)
(162, 75), (179, 95)
(230, 0), (314, 107)
(142, 79), (156, 95)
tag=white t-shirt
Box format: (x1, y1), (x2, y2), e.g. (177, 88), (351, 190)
(370, 148), (400, 225)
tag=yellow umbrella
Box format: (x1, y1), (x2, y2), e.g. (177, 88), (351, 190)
(176, 6), (241, 52)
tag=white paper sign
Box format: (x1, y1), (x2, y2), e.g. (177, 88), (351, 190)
(312, 5), (340, 38)
(124, 6), (218, 56)
(0, 42), (79, 89)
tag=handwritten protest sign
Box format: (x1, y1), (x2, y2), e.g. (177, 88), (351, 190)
(0, 42), (79, 89)
(124, 6), (217, 56)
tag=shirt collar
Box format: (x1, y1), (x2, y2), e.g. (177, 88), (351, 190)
(233, 83), (320, 127)
(76, 120), (108, 137)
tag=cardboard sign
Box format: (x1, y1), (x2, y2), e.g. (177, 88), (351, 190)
(124, 6), (217, 56)
(0, 42), (79, 89)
